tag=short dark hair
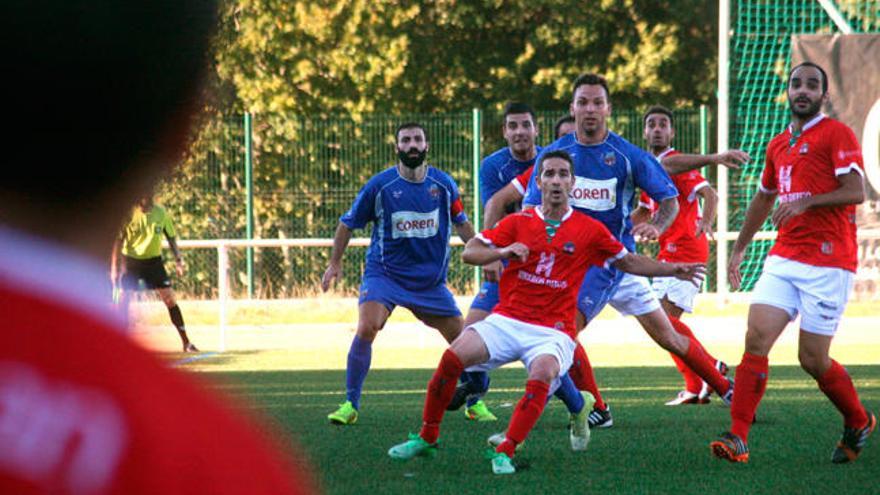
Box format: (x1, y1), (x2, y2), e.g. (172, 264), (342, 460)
(395, 122), (428, 141)
(553, 115), (576, 138)
(788, 62), (828, 94)
(572, 73), (610, 101)
(502, 102), (536, 122)
(643, 105), (674, 126)
(536, 150), (574, 177)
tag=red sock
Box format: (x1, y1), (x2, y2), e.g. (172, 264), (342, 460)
(497, 380), (550, 458)
(667, 316), (704, 393)
(817, 360), (868, 429)
(680, 336), (728, 395)
(569, 342), (606, 410)
(730, 353), (769, 441)
(419, 349), (464, 444)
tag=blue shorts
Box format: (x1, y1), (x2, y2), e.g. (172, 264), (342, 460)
(359, 274), (461, 317)
(469, 281), (500, 313)
(576, 265), (625, 323)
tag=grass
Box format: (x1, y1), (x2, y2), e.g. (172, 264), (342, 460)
(184, 362), (880, 495)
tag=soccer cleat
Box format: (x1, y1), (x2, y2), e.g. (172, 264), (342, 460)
(665, 391), (710, 406)
(569, 401), (591, 451)
(489, 451), (516, 475)
(465, 400), (498, 421)
(388, 433), (438, 460)
(327, 401), (358, 425)
(718, 378), (734, 406)
(183, 342), (199, 353)
(588, 404), (613, 429)
(710, 431), (749, 463)
(487, 432), (524, 451)
(831, 412), (876, 464)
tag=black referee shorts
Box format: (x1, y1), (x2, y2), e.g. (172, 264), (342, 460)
(121, 256), (172, 290)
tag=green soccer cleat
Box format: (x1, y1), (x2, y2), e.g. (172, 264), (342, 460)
(569, 392), (592, 451)
(487, 432), (524, 452)
(327, 401), (358, 425)
(388, 433), (438, 460)
(465, 400), (498, 421)
(490, 451), (516, 475)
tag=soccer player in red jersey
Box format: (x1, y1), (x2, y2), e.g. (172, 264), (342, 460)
(632, 106), (728, 405)
(388, 150), (705, 474)
(711, 62), (875, 464)
(0, 4), (316, 493)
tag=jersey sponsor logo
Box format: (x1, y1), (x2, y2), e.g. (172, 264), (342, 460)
(517, 269), (568, 289)
(392, 209), (440, 239)
(535, 252), (556, 277)
(570, 177), (617, 211)
(779, 191), (811, 203)
(392, 190), (403, 199)
(778, 165), (793, 194)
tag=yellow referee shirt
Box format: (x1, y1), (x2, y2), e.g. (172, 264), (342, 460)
(120, 205), (177, 259)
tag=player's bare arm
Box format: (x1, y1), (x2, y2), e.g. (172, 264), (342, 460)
(771, 171), (865, 228)
(630, 204), (652, 226)
(613, 254), (706, 287)
(728, 189), (777, 290)
(454, 221), (476, 244)
(632, 197), (678, 240)
(661, 149), (751, 174)
(484, 183), (524, 230)
(166, 233), (186, 275)
(462, 238), (528, 265)
(695, 185), (718, 239)
(322, 222), (353, 292)
(109, 237), (122, 284)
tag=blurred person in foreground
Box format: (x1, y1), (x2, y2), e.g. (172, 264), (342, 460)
(0, 2), (317, 493)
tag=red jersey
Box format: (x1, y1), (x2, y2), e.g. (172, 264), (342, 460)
(638, 149), (710, 263)
(760, 114), (864, 272)
(477, 208), (626, 338)
(511, 165), (534, 195)
(0, 229), (314, 495)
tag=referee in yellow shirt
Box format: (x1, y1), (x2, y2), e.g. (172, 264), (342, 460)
(111, 196), (197, 352)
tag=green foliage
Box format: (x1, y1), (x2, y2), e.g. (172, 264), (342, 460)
(216, 0), (718, 115)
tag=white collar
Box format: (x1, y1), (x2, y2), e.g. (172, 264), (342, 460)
(535, 206), (573, 223)
(788, 113), (826, 134)
(655, 147), (676, 160)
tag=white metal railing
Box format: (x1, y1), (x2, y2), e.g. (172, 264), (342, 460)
(173, 229), (880, 350)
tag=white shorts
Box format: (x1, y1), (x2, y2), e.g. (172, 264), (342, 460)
(652, 276), (701, 313)
(751, 255), (854, 336)
(609, 273), (661, 316)
(465, 313), (576, 393)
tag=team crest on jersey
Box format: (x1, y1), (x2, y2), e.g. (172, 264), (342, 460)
(603, 152), (616, 166)
(428, 184), (441, 200)
(799, 143), (809, 155)
(563, 242), (575, 254)
(154, 226), (162, 234)
(821, 241), (833, 255)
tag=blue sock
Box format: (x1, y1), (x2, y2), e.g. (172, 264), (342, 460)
(345, 335), (372, 410)
(554, 373), (584, 414)
(463, 371), (490, 407)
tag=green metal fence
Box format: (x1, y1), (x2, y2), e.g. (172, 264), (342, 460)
(158, 107), (710, 299)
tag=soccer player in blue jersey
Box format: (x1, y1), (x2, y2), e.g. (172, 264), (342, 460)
(520, 74), (734, 428)
(452, 102), (541, 422)
(321, 122), (477, 425)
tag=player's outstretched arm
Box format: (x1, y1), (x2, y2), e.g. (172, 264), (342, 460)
(613, 254), (706, 287)
(695, 185), (718, 239)
(728, 190), (776, 290)
(454, 220), (476, 244)
(462, 238), (528, 266)
(321, 222), (353, 292)
(165, 234), (185, 276)
(662, 149), (750, 175)
(632, 197), (678, 240)
(484, 183), (524, 229)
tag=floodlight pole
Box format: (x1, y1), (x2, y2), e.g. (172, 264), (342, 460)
(717, 0), (731, 302)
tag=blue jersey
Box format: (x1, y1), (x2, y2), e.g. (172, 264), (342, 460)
(340, 165), (468, 291)
(523, 132), (676, 251)
(479, 146), (542, 206)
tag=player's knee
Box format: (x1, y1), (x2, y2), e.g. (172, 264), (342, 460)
(744, 324), (773, 355)
(355, 321), (381, 342)
(797, 349), (829, 378)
